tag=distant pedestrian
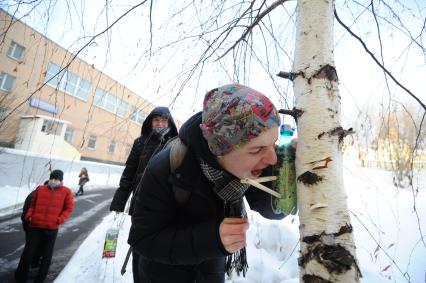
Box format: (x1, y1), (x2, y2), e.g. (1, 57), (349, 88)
(75, 167), (89, 196)
(15, 170), (74, 283)
(21, 180), (48, 269)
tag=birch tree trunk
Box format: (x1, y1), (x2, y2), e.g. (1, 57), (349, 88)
(292, 1), (361, 282)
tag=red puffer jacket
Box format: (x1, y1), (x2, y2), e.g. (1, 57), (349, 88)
(25, 184), (74, 230)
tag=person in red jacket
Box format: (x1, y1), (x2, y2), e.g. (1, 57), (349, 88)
(15, 169), (74, 283)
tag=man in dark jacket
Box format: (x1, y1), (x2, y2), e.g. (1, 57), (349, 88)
(128, 84), (286, 282)
(109, 106), (178, 282)
(15, 170), (74, 283)
(21, 180), (48, 269)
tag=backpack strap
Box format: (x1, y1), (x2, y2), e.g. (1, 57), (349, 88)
(164, 137), (191, 207)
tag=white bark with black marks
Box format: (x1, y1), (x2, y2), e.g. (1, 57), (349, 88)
(292, 0), (360, 282)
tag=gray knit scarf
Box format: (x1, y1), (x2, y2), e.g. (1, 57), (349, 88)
(199, 158), (249, 277)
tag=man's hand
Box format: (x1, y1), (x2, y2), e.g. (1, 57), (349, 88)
(219, 217), (249, 253)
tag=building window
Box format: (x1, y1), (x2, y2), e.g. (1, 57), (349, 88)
(63, 72), (79, 97)
(7, 41), (25, 61)
(105, 93), (117, 113)
(45, 62), (64, 87)
(0, 72), (16, 92)
(44, 62), (90, 101)
(93, 87), (127, 117)
(75, 79), (90, 101)
(64, 127), (74, 143)
(108, 140), (116, 153)
(116, 100), (127, 117)
(130, 106), (147, 125)
(41, 120), (63, 136)
(87, 135), (97, 150)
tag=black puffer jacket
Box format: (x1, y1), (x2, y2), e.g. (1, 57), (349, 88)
(128, 112), (284, 283)
(109, 107), (178, 214)
(21, 190), (36, 231)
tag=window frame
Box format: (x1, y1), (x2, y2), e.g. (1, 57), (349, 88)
(64, 127), (74, 144)
(108, 140), (116, 154)
(7, 41), (25, 61)
(0, 72), (16, 92)
(93, 87), (127, 117)
(87, 135), (97, 150)
(41, 120), (63, 136)
(116, 100), (128, 117)
(44, 62), (90, 101)
(129, 106), (147, 125)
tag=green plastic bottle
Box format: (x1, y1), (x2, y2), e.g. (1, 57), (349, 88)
(271, 124), (297, 215)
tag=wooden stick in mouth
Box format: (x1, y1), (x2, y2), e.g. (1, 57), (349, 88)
(240, 177), (282, 198)
(250, 176), (277, 182)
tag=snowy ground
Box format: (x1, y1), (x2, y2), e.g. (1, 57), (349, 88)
(1, 159), (425, 283)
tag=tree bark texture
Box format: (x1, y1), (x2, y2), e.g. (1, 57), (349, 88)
(292, 0), (361, 282)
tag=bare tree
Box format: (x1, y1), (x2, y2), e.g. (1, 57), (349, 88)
(373, 103), (426, 187)
(0, 0), (425, 282)
(289, 1), (361, 281)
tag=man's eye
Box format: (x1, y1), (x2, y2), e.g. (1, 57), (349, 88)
(249, 148), (262, 154)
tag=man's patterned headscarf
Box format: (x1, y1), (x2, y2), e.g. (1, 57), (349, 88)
(200, 84), (280, 156)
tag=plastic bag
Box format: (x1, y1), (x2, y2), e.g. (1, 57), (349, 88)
(102, 227), (119, 258)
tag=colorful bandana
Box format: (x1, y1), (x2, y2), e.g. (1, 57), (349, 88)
(200, 84), (280, 156)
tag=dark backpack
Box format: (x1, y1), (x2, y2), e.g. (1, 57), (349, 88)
(21, 190), (36, 223)
(130, 136), (190, 211)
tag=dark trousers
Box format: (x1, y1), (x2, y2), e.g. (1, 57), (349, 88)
(132, 250), (141, 283)
(15, 227), (58, 283)
(23, 223), (43, 268)
(76, 185), (84, 196)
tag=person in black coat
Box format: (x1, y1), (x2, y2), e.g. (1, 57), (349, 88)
(21, 181), (48, 269)
(109, 106), (177, 282)
(128, 84), (286, 283)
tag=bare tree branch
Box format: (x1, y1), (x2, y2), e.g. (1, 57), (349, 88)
(409, 111), (426, 248)
(0, 0), (150, 126)
(334, 9), (426, 111)
(215, 0), (289, 61)
(350, 210), (411, 283)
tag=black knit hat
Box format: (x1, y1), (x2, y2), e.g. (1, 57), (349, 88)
(49, 170), (64, 182)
